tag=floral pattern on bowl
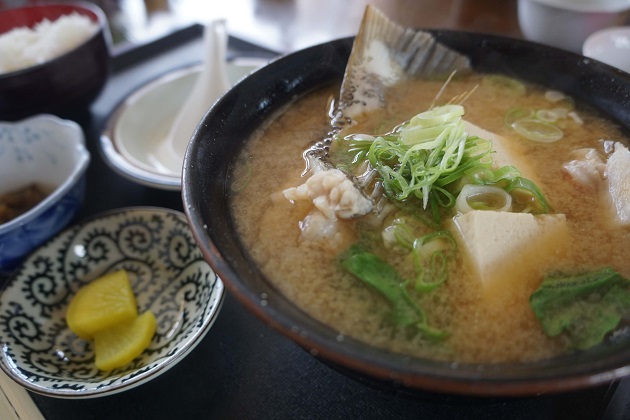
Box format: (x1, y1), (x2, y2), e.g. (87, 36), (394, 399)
(0, 114), (90, 273)
(0, 207), (224, 398)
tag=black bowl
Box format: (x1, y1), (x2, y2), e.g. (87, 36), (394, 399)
(182, 33), (630, 397)
(0, 2), (111, 121)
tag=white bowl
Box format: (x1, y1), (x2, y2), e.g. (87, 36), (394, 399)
(0, 207), (225, 398)
(100, 59), (267, 190)
(518, 0), (630, 52)
(0, 114), (90, 273)
(583, 26), (630, 72)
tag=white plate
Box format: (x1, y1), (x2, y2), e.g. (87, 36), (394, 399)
(100, 59), (267, 190)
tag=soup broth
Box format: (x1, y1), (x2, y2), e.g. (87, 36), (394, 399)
(230, 74), (630, 363)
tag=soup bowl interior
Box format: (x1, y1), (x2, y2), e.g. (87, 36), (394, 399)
(182, 33), (630, 397)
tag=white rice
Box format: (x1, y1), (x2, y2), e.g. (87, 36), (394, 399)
(0, 12), (98, 75)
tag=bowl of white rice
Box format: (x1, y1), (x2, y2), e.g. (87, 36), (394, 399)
(0, 2), (111, 121)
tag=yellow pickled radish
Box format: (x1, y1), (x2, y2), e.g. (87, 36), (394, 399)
(94, 311), (157, 371)
(66, 270), (138, 339)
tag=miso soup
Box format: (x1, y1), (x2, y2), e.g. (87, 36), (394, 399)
(230, 73), (630, 363)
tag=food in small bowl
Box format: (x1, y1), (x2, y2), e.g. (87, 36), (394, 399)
(0, 207), (225, 398)
(0, 114), (90, 273)
(183, 7), (630, 396)
(0, 2), (111, 121)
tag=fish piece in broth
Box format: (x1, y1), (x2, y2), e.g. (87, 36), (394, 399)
(336, 5), (471, 123)
(296, 5), (471, 226)
(303, 5), (472, 171)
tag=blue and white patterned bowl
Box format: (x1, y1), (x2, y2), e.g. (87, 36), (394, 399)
(0, 207), (225, 398)
(0, 114), (90, 273)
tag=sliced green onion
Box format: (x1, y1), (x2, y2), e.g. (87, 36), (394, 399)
(381, 218), (456, 292)
(544, 90), (565, 102)
(511, 119), (564, 143)
(367, 105), (472, 209)
(505, 177), (552, 213)
(548, 107), (569, 119)
(399, 124), (450, 145)
(545, 90), (575, 109)
(463, 164), (520, 186)
(568, 111), (584, 125)
(407, 104), (464, 128)
(385, 217), (415, 249)
(483, 74), (527, 96)
(412, 230), (456, 292)
(504, 107), (534, 127)
(455, 184), (512, 213)
(535, 109), (561, 123)
(338, 104), (551, 216)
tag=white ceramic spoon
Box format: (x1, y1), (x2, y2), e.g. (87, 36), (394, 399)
(154, 20), (230, 175)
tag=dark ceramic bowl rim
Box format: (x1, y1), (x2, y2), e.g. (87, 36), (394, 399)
(183, 32), (630, 397)
(0, 1), (108, 79)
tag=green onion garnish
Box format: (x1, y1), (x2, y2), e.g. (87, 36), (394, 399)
(511, 119), (564, 143)
(342, 104), (551, 214)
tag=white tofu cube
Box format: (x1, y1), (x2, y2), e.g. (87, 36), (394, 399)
(452, 210), (569, 299)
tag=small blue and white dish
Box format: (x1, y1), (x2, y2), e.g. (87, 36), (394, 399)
(0, 207), (225, 398)
(0, 114), (90, 273)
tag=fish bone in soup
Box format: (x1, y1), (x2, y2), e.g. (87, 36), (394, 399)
(230, 73), (630, 364)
